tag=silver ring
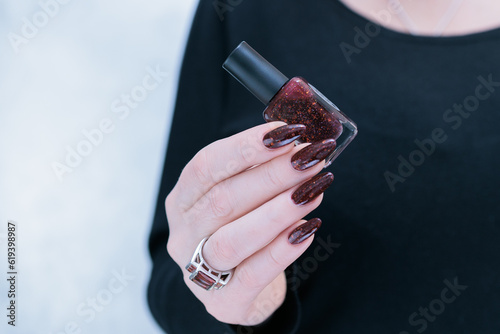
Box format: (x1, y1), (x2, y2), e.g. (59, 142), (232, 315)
(185, 237), (233, 291)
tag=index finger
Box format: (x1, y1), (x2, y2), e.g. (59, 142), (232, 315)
(173, 121), (299, 210)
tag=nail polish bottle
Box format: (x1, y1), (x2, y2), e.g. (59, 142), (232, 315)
(223, 41), (357, 166)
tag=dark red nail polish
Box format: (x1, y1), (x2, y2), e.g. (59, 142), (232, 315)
(288, 218), (322, 245)
(291, 139), (336, 171)
(292, 172), (334, 205)
(223, 42), (357, 166)
(263, 124), (306, 149)
(264, 78), (343, 143)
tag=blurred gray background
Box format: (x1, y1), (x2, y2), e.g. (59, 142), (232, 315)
(0, 0), (198, 333)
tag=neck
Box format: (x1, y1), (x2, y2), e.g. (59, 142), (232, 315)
(340, 0), (500, 36)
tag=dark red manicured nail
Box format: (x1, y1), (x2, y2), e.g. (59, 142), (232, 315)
(291, 139), (336, 171)
(288, 218), (322, 245)
(292, 172), (334, 205)
(263, 124), (306, 149)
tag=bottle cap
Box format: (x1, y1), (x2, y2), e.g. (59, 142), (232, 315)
(223, 41), (289, 105)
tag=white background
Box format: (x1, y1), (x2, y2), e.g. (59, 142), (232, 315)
(0, 0), (198, 333)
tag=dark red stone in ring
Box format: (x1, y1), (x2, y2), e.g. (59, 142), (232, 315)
(191, 271), (216, 290)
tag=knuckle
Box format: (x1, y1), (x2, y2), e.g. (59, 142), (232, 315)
(267, 247), (287, 269)
(190, 143), (232, 186)
(209, 234), (240, 268)
(236, 139), (248, 162)
(235, 265), (263, 290)
(206, 182), (234, 219)
(265, 207), (286, 228)
(235, 136), (257, 164)
(190, 149), (213, 186)
(261, 162), (286, 190)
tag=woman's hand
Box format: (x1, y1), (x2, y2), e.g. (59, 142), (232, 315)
(165, 122), (335, 326)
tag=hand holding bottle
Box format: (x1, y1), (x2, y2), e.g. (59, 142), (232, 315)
(165, 122), (334, 326)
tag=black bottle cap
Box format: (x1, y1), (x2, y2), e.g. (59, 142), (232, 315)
(223, 41), (289, 105)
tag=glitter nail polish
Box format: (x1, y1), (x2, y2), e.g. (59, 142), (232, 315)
(223, 41), (357, 166)
(291, 140), (336, 171)
(263, 124), (307, 149)
(291, 172), (334, 205)
(288, 218), (322, 245)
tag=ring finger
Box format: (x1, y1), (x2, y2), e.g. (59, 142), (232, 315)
(201, 171), (334, 271)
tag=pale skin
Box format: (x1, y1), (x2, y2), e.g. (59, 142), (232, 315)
(342, 0), (500, 37)
(166, 122), (325, 325)
(165, 0), (500, 327)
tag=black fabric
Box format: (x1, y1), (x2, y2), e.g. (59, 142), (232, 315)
(148, 0), (500, 333)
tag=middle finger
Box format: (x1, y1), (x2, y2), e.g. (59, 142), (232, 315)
(187, 139), (336, 229)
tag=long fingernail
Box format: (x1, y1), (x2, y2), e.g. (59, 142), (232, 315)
(263, 124), (306, 149)
(292, 172), (334, 205)
(291, 139), (336, 171)
(288, 218), (322, 245)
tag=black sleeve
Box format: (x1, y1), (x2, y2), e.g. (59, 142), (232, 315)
(147, 1), (301, 333)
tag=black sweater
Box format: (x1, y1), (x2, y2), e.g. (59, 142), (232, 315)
(148, 1), (500, 333)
